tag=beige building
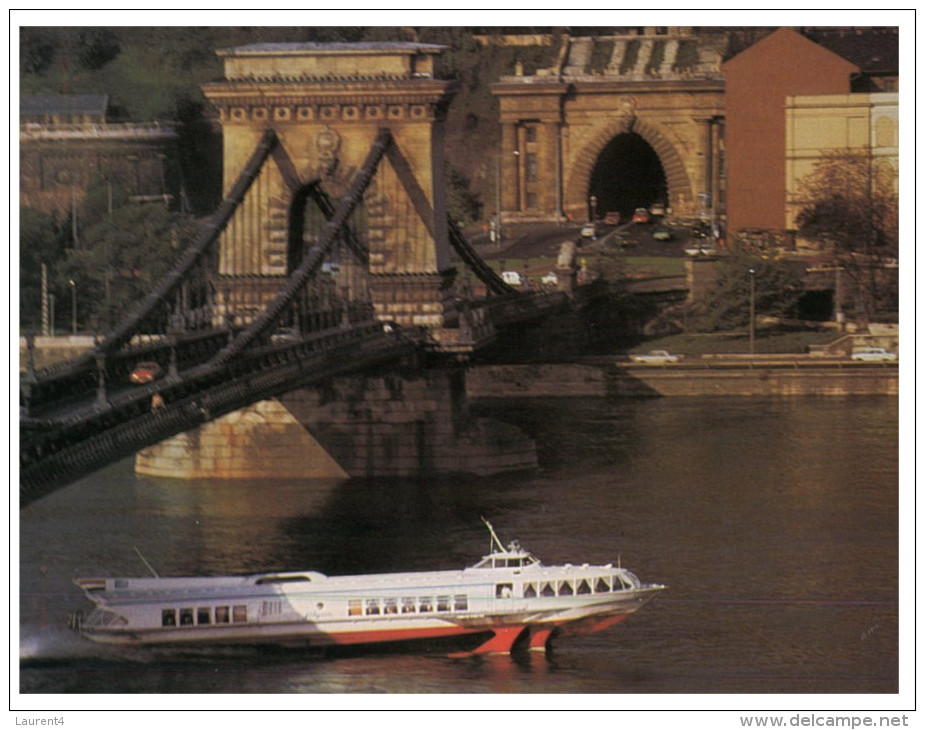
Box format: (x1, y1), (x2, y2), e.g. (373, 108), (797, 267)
(784, 92), (898, 230)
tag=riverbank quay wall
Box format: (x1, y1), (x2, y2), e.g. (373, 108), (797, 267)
(467, 359), (899, 398)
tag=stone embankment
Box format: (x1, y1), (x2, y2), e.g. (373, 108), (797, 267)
(467, 357), (898, 399)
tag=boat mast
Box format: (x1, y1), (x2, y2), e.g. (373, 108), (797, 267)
(481, 517), (507, 554)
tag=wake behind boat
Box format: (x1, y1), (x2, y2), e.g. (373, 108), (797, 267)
(70, 521), (665, 656)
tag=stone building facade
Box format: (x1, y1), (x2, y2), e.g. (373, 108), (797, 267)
(784, 92), (899, 230)
(19, 94), (178, 216)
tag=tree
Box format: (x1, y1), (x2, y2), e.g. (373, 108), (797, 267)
(20, 28), (58, 74)
(54, 181), (203, 331)
(20, 206), (68, 332)
(76, 28), (121, 71)
(793, 149), (899, 323)
(689, 251), (803, 333)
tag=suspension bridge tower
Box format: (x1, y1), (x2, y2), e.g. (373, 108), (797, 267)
(201, 42), (459, 331)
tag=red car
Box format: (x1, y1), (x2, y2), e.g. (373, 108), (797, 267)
(632, 207), (650, 224)
(604, 211), (621, 226)
(129, 361), (164, 385)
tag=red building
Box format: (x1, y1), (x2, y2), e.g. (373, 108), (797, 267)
(722, 28), (858, 236)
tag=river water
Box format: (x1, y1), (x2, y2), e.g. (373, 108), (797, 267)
(18, 396), (901, 706)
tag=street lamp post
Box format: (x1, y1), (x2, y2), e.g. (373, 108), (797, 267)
(68, 279), (77, 335)
(495, 148), (520, 247)
(589, 195), (598, 222)
(748, 268), (756, 355)
(495, 151), (502, 246)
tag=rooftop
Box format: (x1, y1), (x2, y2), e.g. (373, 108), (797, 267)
(217, 42), (447, 56)
(20, 94), (109, 118)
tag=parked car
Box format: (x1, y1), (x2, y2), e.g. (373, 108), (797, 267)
(541, 272), (558, 286)
(270, 327), (299, 344)
(604, 211), (621, 226)
(580, 223), (598, 239)
(652, 228), (673, 241)
(850, 346), (897, 362)
(684, 242), (718, 257)
(129, 361), (164, 385)
(501, 271), (524, 286)
(630, 350), (681, 364)
(649, 203), (666, 217)
(632, 207), (650, 224)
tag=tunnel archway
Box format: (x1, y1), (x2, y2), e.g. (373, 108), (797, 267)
(587, 133), (667, 220)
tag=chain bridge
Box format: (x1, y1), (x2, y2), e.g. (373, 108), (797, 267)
(20, 43), (581, 506)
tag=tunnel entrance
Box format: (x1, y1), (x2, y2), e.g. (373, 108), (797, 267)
(587, 133), (667, 220)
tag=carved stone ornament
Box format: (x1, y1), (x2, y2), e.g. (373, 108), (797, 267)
(620, 96), (638, 120)
(316, 125), (341, 177)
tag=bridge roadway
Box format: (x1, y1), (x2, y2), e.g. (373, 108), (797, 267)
(19, 321), (421, 507)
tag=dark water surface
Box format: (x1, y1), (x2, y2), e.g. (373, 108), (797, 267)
(19, 397), (899, 698)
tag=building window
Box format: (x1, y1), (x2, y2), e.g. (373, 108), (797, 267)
(365, 599), (381, 616)
(197, 608), (211, 625)
(232, 605), (247, 623)
(180, 608), (194, 626)
(526, 192), (538, 210)
(162, 609), (177, 627)
(526, 153), (538, 183)
(401, 597), (416, 614)
(348, 599), (363, 617)
(419, 597), (433, 613)
(525, 126), (537, 143)
(384, 598), (398, 615)
(215, 606), (230, 624)
(454, 595), (468, 611)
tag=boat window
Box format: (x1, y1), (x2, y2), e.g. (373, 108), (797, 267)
(523, 583), (537, 598)
(577, 579), (592, 595)
(558, 581), (574, 596)
(255, 575), (311, 585)
(180, 608), (194, 626)
(197, 608), (211, 625)
(233, 605), (247, 623)
(215, 606), (230, 624)
(401, 597), (416, 614)
(454, 595), (468, 611)
(162, 609), (177, 627)
(348, 599), (363, 617)
(437, 595), (451, 612)
(419, 597), (433, 613)
(261, 600), (282, 616)
(384, 598), (398, 615)
(495, 583), (513, 598)
(595, 577), (610, 593)
(365, 599), (380, 616)
(540, 582), (556, 598)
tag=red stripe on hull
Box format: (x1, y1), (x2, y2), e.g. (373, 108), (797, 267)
(556, 612), (630, 637)
(313, 624), (481, 647)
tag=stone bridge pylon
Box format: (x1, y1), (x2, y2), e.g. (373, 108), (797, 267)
(201, 42), (460, 332)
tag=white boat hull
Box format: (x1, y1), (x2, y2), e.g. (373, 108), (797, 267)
(72, 527), (664, 656)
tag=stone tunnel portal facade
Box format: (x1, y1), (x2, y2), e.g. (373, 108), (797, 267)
(491, 30), (726, 225)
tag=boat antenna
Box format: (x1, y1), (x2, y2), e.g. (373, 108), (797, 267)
(480, 516), (506, 553)
(134, 546), (160, 578)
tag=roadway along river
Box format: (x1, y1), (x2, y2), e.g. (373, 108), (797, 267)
(19, 396), (899, 700)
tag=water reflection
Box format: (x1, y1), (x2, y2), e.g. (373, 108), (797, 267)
(20, 397), (898, 694)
